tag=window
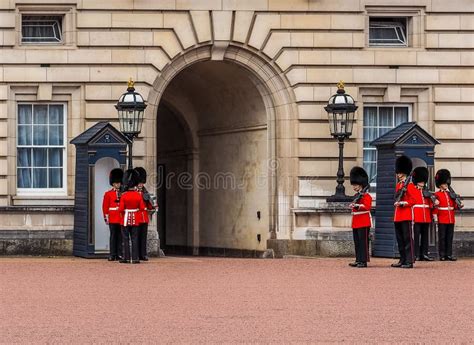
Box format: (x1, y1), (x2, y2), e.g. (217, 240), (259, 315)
(17, 104), (66, 193)
(369, 17), (407, 47)
(21, 15), (63, 43)
(363, 105), (410, 184)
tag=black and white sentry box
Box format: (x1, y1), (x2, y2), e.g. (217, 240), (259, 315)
(70, 122), (130, 258)
(370, 122), (440, 258)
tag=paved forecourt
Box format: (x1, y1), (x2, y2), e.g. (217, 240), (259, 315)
(0, 257), (473, 343)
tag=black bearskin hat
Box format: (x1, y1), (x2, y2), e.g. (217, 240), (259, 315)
(123, 169), (140, 189)
(435, 169), (451, 188)
(395, 155), (412, 175)
(350, 166), (369, 187)
(109, 168), (123, 186)
(412, 166), (429, 184)
(134, 167), (147, 184)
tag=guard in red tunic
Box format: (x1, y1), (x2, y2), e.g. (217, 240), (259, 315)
(433, 169), (464, 261)
(134, 167), (154, 261)
(348, 167), (372, 268)
(392, 155), (417, 268)
(102, 168), (123, 261)
(411, 167), (437, 261)
(119, 169), (146, 264)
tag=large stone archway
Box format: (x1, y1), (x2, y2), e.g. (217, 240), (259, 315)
(144, 45), (298, 255)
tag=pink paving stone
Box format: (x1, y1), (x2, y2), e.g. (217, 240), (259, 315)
(0, 257), (473, 344)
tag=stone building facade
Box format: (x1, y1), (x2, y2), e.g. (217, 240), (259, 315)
(0, 0), (472, 256)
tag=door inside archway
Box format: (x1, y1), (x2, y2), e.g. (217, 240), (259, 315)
(156, 61), (270, 255)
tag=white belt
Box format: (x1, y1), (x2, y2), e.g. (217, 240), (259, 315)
(123, 209), (139, 226)
(413, 204), (430, 208)
(352, 211), (370, 215)
(109, 207), (119, 211)
(438, 207), (454, 211)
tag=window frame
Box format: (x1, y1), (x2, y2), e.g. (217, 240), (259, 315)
(16, 5), (76, 48)
(16, 103), (68, 196)
(363, 104), (412, 187)
(365, 6), (424, 49)
(20, 14), (64, 45)
(369, 19), (408, 47)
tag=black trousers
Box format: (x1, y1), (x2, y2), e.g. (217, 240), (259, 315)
(414, 223), (430, 258)
(121, 226), (139, 261)
(394, 221), (414, 264)
(138, 223), (148, 259)
(352, 227), (370, 263)
(109, 223), (122, 258)
(438, 223), (455, 258)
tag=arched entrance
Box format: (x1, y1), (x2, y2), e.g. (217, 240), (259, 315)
(145, 45), (298, 256)
(157, 61), (269, 254)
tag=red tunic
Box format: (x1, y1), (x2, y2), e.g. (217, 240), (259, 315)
(411, 187), (433, 224)
(433, 190), (458, 224)
(393, 181), (417, 222)
(102, 188), (121, 224)
(351, 193), (373, 229)
(137, 189), (153, 224)
(119, 190), (146, 227)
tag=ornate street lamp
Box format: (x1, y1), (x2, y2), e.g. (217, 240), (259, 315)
(115, 78), (147, 169)
(324, 81), (358, 202)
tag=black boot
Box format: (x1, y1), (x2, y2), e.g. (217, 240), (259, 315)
(356, 262), (367, 268)
(119, 259), (129, 264)
(108, 256), (117, 261)
(422, 255), (434, 261)
(391, 261), (403, 268)
(440, 257), (447, 261)
(401, 263), (413, 269)
(348, 262), (359, 267)
(447, 256), (457, 261)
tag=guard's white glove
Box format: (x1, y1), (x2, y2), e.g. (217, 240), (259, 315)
(394, 201), (408, 207)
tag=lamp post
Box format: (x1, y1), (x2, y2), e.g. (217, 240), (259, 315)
(324, 81), (358, 202)
(115, 79), (147, 170)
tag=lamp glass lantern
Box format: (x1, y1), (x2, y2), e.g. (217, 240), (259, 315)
(325, 83), (357, 139)
(115, 79), (147, 170)
(324, 81), (358, 202)
(115, 79), (147, 141)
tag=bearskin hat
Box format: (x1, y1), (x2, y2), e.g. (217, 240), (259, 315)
(395, 155), (412, 175)
(134, 167), (147, 184)
(412, 166), (429, 184)
(109, 168), (123, 186)
(123, 169), (140, 189)
(435, 169), (451, 188)
(350, 166), (369, 187)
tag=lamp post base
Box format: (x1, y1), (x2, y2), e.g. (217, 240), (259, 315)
(326, 194), (353, 203)
(326, 136), (352, 203)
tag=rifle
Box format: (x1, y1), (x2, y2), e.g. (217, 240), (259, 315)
(141, 186), (159, 215)
(448, 185), (463, 208)
(395, 174), (412, 204)
(353, 184), (370, 204)
(422, 185), (438, 207)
